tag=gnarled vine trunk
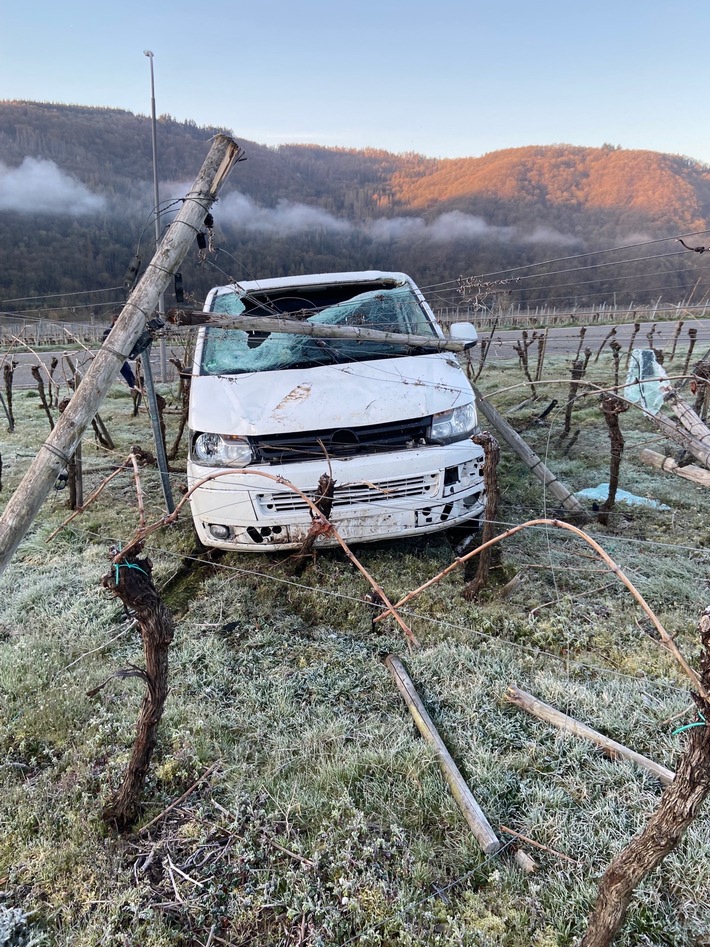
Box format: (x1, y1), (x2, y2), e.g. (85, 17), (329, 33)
(580, 607), (710, 946)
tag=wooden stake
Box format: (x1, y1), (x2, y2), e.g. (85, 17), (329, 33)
(386, 655), (501, 855)
(505, 685), (675, 786)
(470, 383), (589, 521)
(0, 135), (242, 578)
(638, 448), (710, 487)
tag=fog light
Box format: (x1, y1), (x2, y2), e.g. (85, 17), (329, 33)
(209, 523), (230, 540)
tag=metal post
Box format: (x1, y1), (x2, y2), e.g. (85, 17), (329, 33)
(141, 346), (175, 513)
(144, 50), (168, 382)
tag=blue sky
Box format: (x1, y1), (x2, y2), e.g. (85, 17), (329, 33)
(2, 0), (710, 163)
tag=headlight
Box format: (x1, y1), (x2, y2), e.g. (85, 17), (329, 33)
(429, 403), (477, 444)
(192, 432), (253, 467)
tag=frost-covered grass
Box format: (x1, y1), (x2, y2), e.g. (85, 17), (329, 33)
(0, 353), (709, 946)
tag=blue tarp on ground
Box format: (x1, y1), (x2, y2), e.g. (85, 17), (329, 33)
(576, 483), (671, 510)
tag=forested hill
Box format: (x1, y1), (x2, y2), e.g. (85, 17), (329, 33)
(2, 99), (710, 316)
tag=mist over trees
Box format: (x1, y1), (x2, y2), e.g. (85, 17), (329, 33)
(1, 100), (710, 319)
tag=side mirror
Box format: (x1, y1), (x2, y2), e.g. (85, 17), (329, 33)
(449, 322), (478, 346)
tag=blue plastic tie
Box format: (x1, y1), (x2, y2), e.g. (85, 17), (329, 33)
(114, 562), (149, 585)
(673, 711), (706, 736)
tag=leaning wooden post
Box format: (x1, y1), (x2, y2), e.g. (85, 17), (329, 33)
(386, 655), (501, 856)
(470, 383), (590, 522)
(0, 135), (242, 578)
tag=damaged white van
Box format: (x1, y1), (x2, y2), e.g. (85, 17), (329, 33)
(186, 271), (488, 550)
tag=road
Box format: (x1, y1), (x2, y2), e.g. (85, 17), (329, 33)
(1, 348), (170, 390)
(481, 317), (710, 362)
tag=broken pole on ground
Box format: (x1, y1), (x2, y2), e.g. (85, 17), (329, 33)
(386, 655), (501, 856)
(0, 135), (242, 579)
(469, 382), (590, 522)
(505, 685), (675, 786)
(638, 448), (710, 487)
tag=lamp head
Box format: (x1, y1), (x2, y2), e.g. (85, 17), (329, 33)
(143, 50), (153, 58)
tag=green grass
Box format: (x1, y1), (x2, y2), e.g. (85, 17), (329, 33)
(0, 351), (709, 946)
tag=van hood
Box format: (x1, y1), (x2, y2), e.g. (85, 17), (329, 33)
(189, 355), (473, 435)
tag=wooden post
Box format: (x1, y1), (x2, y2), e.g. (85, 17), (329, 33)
(140, 347), (175, 513)
(470, 383), (590, 522)
(64, 355), (115, 451)
(0, 135), (242, 578)
(664, 390), (710, 455)
(166, 308), (476, 354)
(505, 685), (674, 786)
(652, 410), (710, 469)
(386, 655), (501, 856)
(638, 448), (710, 487)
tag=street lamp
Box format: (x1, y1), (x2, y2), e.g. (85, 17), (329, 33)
(141, 50), (174, 513)
(143, 49), (167, 381)
(143, 50), (161, 259)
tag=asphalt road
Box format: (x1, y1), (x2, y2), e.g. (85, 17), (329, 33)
(2, 348), (167, 390)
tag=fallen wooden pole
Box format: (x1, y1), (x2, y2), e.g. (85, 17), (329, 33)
(385, 655), (501, 855)
(166, 307), (476, 354)
(505, 685), (674, 786)
(470, 383), (590, 522)
(0, 135), (242, 578)
(639, 448), (710, 487)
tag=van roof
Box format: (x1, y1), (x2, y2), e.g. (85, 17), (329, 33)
(209, 271), (413, 297)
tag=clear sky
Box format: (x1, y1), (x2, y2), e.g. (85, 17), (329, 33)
(2, 0), (710, 163)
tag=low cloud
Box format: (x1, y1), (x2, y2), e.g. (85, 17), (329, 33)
(201, 190), (581, 247)
(219, 191), (351, 236)
(0, 157), (106, 215)
(522, 225), (582, 246)
(368, 212), (515, 243)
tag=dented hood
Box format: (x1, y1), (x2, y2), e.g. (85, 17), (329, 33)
(189, 354), (473, 435)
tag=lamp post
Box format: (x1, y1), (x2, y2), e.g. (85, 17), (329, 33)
(141, 50), (174, 512)
(143, 49), (167, 381)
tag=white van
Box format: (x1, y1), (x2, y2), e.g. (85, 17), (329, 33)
(186, 271), (488, 550)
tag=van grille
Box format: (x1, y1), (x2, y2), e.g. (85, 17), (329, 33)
(255, 472), (440, 514)
(252, 417), (432, 465)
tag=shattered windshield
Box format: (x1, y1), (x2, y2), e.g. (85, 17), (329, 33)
(200, 287), (438, 376)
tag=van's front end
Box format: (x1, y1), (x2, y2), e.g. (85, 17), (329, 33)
(186, 272), (487, 551)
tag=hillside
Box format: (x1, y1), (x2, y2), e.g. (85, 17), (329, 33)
(1, 101), (710, 315)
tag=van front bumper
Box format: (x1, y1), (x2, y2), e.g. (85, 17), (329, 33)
(187, 442), (486, 551)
